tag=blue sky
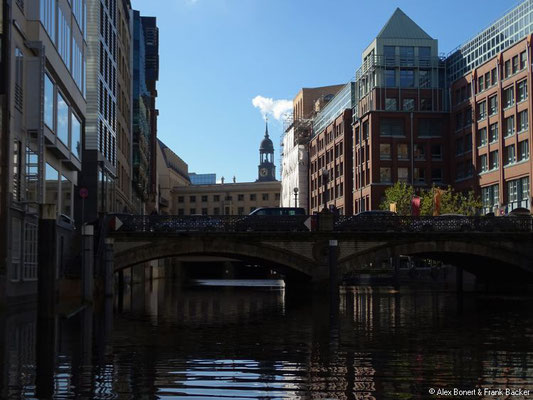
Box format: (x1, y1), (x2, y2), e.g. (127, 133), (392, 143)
(131, 0), (519, 183)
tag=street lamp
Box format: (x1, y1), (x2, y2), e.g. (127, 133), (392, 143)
(293, 187), (299, 207)
(321, 168), (329, 212)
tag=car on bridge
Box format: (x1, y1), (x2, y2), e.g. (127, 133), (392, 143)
(335, 210), (399, 232)
(234, 207), (308, 232)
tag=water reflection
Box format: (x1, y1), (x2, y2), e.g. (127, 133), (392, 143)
(1, 281), (533, 399)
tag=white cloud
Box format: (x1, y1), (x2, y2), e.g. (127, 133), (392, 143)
(252, 95), (292, 121)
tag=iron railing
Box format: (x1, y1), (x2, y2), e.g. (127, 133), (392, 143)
(109, 214), (533, 234)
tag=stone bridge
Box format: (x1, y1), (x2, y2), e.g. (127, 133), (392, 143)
(108, 214), (533, 285)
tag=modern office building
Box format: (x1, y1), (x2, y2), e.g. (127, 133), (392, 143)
(280, 85), (344, 211)
(447, 0), (533, 214)
(1, 0), (87, 303)
(157, 139), (190, 214)
(352, 8), (450, 212)
(131, 10), (151, 213)
(81, 0), (119, 222)
(189, 173), (217, 185)
(309, 82), (355, 215)
(115, 0), (134, 213)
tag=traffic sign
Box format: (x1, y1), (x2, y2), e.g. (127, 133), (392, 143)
(79, 187), (89, 199)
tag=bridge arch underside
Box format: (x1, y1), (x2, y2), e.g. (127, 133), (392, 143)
(339, 240), (533, 283)
(113, 237), (315, 282)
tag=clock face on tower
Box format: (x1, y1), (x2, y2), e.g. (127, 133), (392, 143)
(259, 168), (268, 177)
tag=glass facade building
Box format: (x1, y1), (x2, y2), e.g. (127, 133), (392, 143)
(189, 173), (217, 185)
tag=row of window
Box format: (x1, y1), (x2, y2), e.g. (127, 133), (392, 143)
(476, 112), (529, 148)
(378, 167), (442, 184)
(177, 193), (280, 203)
(45, 163), (74, 218)
(379, 118), (443, 138)
(384, 97), (432, 112)
(479, 140), (529, 171)
(177, 207), (258, 216)
(384, 68), (432, 89)
(476, 80), (528, 121)
(482, 176), (530, 213)
(310, 183), (345, 209)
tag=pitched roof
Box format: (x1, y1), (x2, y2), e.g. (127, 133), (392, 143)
(377, 8), (433, 40)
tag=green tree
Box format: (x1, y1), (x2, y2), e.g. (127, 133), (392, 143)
(420, 185), (481, 216)
(379, 182), (415, 215)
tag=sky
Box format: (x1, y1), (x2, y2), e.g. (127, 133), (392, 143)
(131, 0), (520, 183)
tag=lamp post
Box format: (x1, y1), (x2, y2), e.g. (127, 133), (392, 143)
(293, 187), (299, 207)
(321, 168), (329, 212)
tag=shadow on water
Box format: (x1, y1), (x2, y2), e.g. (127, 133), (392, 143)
(1, 279), (533, 399)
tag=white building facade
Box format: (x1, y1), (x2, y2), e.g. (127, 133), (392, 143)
(280, 126), (309, 210)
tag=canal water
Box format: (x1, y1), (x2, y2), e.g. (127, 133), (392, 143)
(2, 279), (533, 399)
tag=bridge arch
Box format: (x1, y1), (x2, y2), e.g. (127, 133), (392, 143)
(338, 239), (533, 281)
(113, 235), (316, 281)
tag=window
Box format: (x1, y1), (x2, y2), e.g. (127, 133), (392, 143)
(45, 163), (59, 211)
(237, 194), (244, 201)
(380, 143), (391, 160)
(275, 193), (280, 201)
(71, 113), (81, 160)
(465, 108), (472, 126)
(14, 48), (23, 111)
(225, 195), (232, 201)
(44, 74), (54, 130)
(478, 76), (484, 92)
(380, 118), (404, 137)
(385, 69), (395, 87)
(418, 46), (431, 59)
(190, 208), (196, 215)
(262, 193), (269, 201)
(518, 110), (528, 132)
(398, 167), (408, 183)
(419, 69), (431, 88)
(504, 144), (516, 166)
(61, 175), (72, 217)
(512, 55), (519, 74)
(25, 148), (38, 203)
(519, 140), (529, 161)
(480, 154), (488, 172)
(414, 144), (425, 160)
(40, 0), (56, 40)
(23, 222), (38, 281)
(455, 112), (463, 131)
(201, 195), (208, 202)
(477, 127), (487, 147)
(420, 97), (432, 110)
(11, 217), (22, 280)
(178, 208), (184, 215)
(202, 208), (208, 215)
(385, 98), (397, 111)
(431, 168), (442, 183)
(400, 70), (414, 87)
(517, 80), (528, 102)
(504, 86), (514, 108)
(397, 144), (409, 160)
(400, 46), (414, 66)
(213, 207), (220, 215)
(238, 207), (244, 215)
(414, 167), (425, 183)
(477, 101), (486, 121)
(482, 184), (499, 212)
(363, 121), (369, 140)
(189, 196), (196, 202)
(505, 59), (511, 78)
(431, 144), (442, 160)
(384, 46), (395, 63)
(485, 72), (490, 89)
(250, 194), (256, 201)
(489, 95), (498, 115)
(419, 119), (442, 137)
(57, 92), (69, 145)
(380, 167), (391, 183)
(504, 115), (515, 137)
(489, 150), (499, 170)
(455, 137), (464, 156)
(507, 177), (530, 210)
(520, 51), (527, 70)
(57, 6), (71, 68)
(491, 67), (497, 85)
(402, 98), (415, 111)
(489, 123), (498, 143)
(178, 196), (184, 203)
(465, 133), (472, 153)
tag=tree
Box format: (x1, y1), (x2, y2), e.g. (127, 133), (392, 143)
(379, 182), (414, 215)
(420, 185), (481, 216)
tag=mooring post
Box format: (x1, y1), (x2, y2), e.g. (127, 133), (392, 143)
(104, 238), (115, 297)
(82, 224), (94, 302)
(329, 239), (339, 295)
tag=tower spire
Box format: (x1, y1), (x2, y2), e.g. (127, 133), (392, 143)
(265, 117), (269, 138)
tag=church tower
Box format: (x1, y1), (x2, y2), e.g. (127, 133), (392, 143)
(257, 121), (276, 182)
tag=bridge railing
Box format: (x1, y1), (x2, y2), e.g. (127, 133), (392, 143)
(334, 215), (533, 233)
(111, 214), (312, 233)
(109, 214), (533, 234)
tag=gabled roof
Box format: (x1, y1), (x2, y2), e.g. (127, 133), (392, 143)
(377, 8), (433, 40)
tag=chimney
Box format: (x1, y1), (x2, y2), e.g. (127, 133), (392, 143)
(233, 176), (236, 183)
